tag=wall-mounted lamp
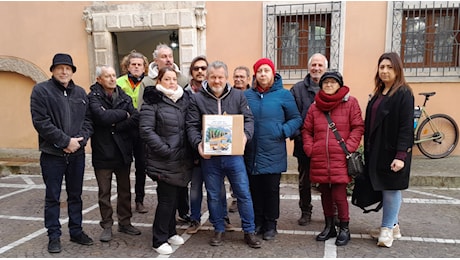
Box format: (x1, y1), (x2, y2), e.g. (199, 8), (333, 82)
(170, 31), (179, 49)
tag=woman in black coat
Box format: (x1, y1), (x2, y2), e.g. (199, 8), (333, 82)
(364, 52), (414, 248)
(139, 67), (193, 255)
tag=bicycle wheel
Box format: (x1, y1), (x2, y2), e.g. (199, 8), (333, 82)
(416, 114), (459, 159)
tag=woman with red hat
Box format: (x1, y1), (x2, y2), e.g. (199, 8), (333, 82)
(244, 58), (302, 241)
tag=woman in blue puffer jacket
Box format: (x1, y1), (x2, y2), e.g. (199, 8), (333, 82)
(244, 58), (302, 241)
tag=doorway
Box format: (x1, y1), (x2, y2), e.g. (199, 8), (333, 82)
(113, 30), (179, 76)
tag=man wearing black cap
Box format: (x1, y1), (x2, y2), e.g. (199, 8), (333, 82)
(30, 53), (94, 253)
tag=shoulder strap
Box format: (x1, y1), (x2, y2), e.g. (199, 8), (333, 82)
(324, 112), (352, 157)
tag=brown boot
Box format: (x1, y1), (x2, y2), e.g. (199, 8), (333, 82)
(244, 232), (262, 248)
(209, 232), (224, 246)
(135, 202), (148, 213)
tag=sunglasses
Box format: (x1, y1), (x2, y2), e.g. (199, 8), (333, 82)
(192, 66), (207, 71)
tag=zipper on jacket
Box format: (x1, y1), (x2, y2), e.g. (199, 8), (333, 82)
(325, 117), (332, 185)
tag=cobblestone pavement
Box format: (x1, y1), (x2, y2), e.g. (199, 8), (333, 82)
(0, 170), (459, 258)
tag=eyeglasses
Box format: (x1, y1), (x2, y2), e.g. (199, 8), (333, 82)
(192, 66), (207, 71)
(322, 80), (338, 85)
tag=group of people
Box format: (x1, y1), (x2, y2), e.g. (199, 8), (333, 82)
(30, 47), (413, 255)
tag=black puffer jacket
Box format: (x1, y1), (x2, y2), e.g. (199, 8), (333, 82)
(88, 83), (139, 169)
(139, 86), (193, 187)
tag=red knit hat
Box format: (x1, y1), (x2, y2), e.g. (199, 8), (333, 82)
(253, 58), (275, 74)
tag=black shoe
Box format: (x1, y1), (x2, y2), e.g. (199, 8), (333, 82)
(244, 232), (262, 248)
(70, 231), (94, 246)
(335, 222), (350, 246)
(48, 238), (61, 253)
(297, 212), (312, 226)
(263, 229), (278, 240)
(316, 217), (337, 241)
(118, 224), (141, 235)
(255, 226), (264, 236)
(177, 214), (191, 224)
(209, 232), (224, 246)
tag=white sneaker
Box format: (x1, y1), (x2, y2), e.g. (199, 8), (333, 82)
(167, 235), (184, 245)
(377, 227), (394, 247)
(370, 224), (401, 239)
(393, 224), (402, 239)
(153, 243), (173, 255)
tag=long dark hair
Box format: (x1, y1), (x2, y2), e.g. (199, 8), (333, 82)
(373, 52), (412, 96)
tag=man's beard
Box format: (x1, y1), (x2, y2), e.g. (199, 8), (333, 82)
(210, 85), (224, 96)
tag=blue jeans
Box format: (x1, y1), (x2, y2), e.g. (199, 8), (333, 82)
(201, 156), (255, 233)
(381, 190), (402, 228)
(189, 165), (228, 222)
(40, 153), (85, 239)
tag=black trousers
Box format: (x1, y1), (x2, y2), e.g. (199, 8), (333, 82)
(152, 180), (179, 248)
(133, 135), (146, 203)
(297, 155), (312, 213)
(249, 173), (281, 231)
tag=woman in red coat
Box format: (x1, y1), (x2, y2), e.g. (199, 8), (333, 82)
(302, 71), (364, 246)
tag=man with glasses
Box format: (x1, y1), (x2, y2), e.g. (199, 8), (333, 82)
(233, 66), (251, 91)
(184, 56), (234, 234)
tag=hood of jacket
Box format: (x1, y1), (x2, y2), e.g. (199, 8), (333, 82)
(148, 62), (182, 79)
(200, 80), (232, 101)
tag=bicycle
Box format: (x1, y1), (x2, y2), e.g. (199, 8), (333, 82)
(413, 92), (459, 159)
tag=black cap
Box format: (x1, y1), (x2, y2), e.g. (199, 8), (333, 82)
(50, 53), (76, 73)
(319, 71), (343, 88)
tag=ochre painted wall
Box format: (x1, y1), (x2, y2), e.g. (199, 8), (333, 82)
(0, 72), (37, 148)
(0, 1), (92, 89)
(206, 1), (263, 79)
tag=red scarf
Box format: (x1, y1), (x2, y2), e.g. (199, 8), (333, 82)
(314, 86), (350, 112)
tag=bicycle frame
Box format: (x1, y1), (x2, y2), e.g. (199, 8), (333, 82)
(414, 107), (439, 144)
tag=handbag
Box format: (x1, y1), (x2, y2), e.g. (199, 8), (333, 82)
(351, 173), (383, 213)
(324, 112), (364, 177)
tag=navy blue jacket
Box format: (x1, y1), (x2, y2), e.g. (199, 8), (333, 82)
(30, 77), (93, 156)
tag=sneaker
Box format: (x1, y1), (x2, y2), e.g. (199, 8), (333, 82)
(70, 231), (94, 246)
(224, 216), (237, 232)
(100, 227), (112, 242)
(228, 200), (238, 213)
(177, 214), (191, 224)
(377, 227), (394, 247)
(370, 224), (401, 239)
(393, 224), (402, 239)
(135, 202), (148, 213)
(167, 234), (184, 245)
(48, 238), (61, 253)
(186, 220), (201, 234)
(118, 224), (141, 235)
(153, 243), (173, 255)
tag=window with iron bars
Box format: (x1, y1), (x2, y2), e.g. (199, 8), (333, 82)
(265, 2), (342, 83)
(390, 1), (460, 80)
